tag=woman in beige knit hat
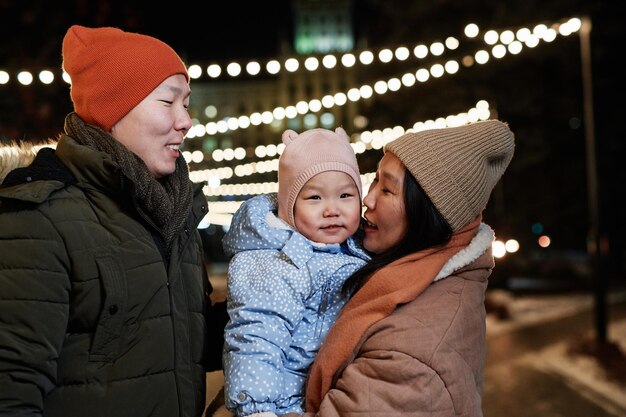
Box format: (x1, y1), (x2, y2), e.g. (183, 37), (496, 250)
(276, 119), (515, 417)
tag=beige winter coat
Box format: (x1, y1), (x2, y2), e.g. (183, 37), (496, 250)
(283, 224), (494, 417)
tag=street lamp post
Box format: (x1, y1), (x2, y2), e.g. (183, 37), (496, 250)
(579, 16), (606, 344)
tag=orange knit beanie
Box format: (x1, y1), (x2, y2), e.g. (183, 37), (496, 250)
(62, 25), (189, 132)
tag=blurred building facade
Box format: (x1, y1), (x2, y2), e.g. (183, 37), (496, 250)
(187, 0), (369, 261)
(185, 0), (360, 172)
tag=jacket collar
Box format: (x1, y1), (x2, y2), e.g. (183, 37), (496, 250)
(0, 139), (57, 183)
(0, 144), (74, 204)
(435, 222), (495, 281)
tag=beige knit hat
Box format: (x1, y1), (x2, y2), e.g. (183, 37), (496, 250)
(384, 120), (515, 232)
(278, 127), (362, 228)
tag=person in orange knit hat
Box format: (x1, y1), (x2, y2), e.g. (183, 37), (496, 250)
(278, 119), (515, 417)
(0, 25), (227, 417)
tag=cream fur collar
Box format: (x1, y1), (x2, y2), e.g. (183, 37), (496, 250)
(435, 223), (494, 281)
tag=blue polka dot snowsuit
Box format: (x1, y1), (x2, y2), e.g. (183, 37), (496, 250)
(222, 193), (370, 416)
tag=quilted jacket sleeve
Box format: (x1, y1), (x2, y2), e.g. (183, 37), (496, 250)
(277, 348), (441, 417)
(320, 350), (444, 416)
(223, 250), (308, 416)
(0, 205), (71, 414)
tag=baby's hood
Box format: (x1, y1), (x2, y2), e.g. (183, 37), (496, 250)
(222, 193), (292, 258)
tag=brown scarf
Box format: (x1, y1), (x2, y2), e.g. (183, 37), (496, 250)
(64, 112), (192, 250)
(305, 216), (481, 412)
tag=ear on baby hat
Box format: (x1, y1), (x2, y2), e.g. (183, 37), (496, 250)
(335, 127), (350, 142)
(281, 129), (300, 145)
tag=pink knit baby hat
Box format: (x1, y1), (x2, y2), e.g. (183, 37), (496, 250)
(277, 127), (362, 228)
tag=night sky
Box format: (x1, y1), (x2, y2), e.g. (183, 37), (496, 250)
(0, 0), (295, 65)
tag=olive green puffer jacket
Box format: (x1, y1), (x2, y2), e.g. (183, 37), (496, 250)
(0, 136), (225, 417)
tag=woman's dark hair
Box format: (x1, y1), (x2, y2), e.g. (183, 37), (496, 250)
(342, 167), (453, 297)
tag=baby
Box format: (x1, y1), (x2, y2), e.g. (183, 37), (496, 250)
(222, 128), (370, 416)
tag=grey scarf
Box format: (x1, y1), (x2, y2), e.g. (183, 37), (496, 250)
(64, 112), (193, 250)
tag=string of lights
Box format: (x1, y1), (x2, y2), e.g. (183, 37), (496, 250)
(0, 17), (580, 86)
(200, 99), (493, 227)
(185, 17), (580, 140)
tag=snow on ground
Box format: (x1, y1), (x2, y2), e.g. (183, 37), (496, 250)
(486, 291), (596, 336)
(530, 319), (626, 415)
(487, 289), (626, 416)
